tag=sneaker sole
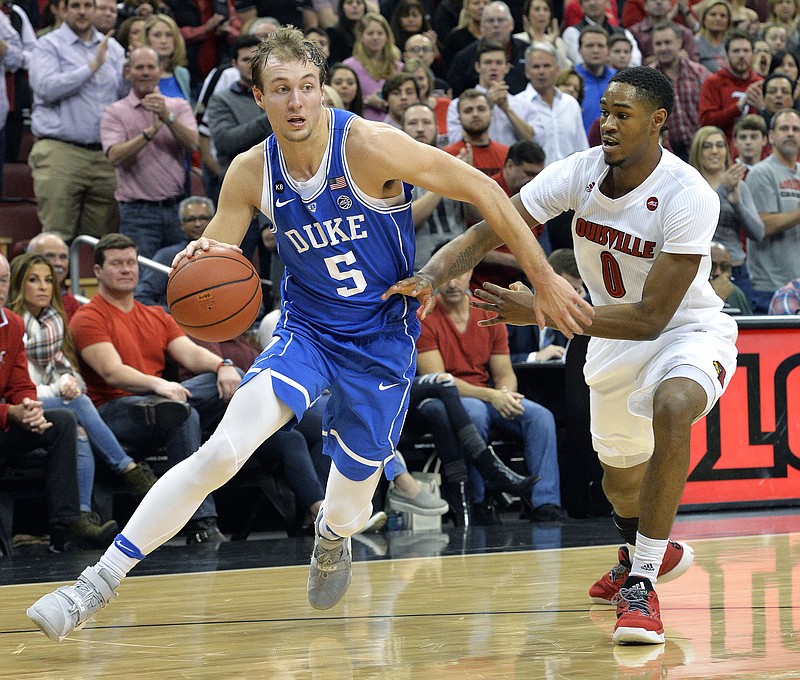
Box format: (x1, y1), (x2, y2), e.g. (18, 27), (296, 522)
(590, 541), (695, 605)
(613, 625), (665, 645)
(386, 496), (449, 516)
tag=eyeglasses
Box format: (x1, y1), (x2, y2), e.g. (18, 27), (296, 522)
(701, 141), (727, 150)
(406, 46), (433, 53)
(182, 215), (212, 223)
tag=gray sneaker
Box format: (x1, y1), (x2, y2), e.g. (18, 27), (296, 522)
(27, 566), (120, 642)
(386, 486), (449, 516)
(308, 532), (352, 610)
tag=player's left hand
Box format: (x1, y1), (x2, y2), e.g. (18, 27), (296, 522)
(381, 273), (437, 320)
(472, 281), (537, 326)
(216, 366), (241, 401)
(171, 238), (242, 270)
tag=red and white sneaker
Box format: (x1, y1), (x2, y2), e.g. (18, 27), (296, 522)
(589, 540), (694, 604)
(612, 576), (664, 645)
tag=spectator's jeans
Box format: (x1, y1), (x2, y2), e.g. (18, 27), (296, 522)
(0, 409), (82, 529)
(460, 396), (561, 508)
(751, 288), (775, 315)
(119, 201), (184, 260)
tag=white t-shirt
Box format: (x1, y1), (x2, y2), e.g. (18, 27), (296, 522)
(520, 146), (724, 332)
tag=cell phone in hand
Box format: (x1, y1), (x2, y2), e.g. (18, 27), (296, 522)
(213, 0), (229, 21)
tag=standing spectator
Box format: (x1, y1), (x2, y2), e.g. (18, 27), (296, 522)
(2, 0), (35, 167)
(555, 66), (585, 103)
(652, 22), (711, 160)
(694, 0), (732, 73)
(575, 26), (616, 133)
(513, 41), (588, 165)
(699, 30), (764, 146)
(563, 0), (642, 67)
(0, 11), (22, 197)
(416, 265), (567, 523)
(401, 102), (467, 269)
(28, 0), (126, 243)
(0, 254), (115, 552)
(441, 0), (486, 68)
(514, 0), (571, 69)
(745, 108), (800, 312)
(144, 14), (191, 100)
(760, 72), (794, 130)
(732, 113), (768, 168)
(752, 39), (772, 77)
(443, 88), (509, 176)
(343, 12), (402, 121)
(390, 0), (434, 55)
(100, 46), (199, 260)
(27, 232), (80, 321)
(117, 15), (146, 52)
(234, 0), (316, 32)
(608, 34), (634, 70)
(629, 0), (699, 65)
(165, 0), (239, 91)
(69, 233), (239, 543)
(92, 0), (117, 33)
(446, 38), (536, 145)
(447, 1), (528, 97)
(765, 0), (800, 54)
(769, 276), (800, 313)
(689, 125), (764, 305)
(326, 0), (366, 64)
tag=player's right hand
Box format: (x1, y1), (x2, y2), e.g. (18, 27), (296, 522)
(381, 274), (437, 320)
(171, 238), (242, 270)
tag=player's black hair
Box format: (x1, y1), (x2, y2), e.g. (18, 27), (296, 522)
(608, 66), (674, 119)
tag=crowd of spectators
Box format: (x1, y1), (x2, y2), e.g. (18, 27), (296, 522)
(3, 0), (800, 548)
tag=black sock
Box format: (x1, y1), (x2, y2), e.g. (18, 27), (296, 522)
(613, 512), (639, 546)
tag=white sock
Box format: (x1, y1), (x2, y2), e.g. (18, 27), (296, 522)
(630, 532), (668, 584)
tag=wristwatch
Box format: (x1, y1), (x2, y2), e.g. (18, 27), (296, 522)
(216, 358), (235, 372)
(166, 111), (178, 125)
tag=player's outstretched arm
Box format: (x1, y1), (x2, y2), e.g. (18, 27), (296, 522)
(171, 147), (262, 268)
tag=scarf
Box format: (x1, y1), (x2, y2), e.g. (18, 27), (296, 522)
(23, 306), (76, 386)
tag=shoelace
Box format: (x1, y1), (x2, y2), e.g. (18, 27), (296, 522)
(607, 560), (630, 584)
(315, 542), (345, 570)
(615, 585), (653, 616)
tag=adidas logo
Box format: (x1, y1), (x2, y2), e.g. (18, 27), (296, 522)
(640, 563), (656, 572)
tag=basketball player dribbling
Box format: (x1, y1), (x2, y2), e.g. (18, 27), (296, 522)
(389, 67), (738, 645)
(26, 27), (593, 641)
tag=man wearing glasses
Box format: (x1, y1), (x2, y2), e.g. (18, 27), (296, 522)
(135, 196), (214, 309)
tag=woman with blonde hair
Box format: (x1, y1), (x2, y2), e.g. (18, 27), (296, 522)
(144, 14), (191, 100)
(403, 58), (450, 137)
(343, 13), (403, 121)
(8, 254), (157, 513)
(442, 0), (487, 65)
(688, 126), (764, 307)
(695, 0), (733, 72)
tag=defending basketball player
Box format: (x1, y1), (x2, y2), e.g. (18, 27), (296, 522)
(25, 27), (592, 641)
(388, 67), (738, 645)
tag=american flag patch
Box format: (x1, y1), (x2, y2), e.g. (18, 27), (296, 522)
(329, 176), (347, 190)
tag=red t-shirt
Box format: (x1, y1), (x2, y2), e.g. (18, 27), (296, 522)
(0, 308), (37, 430)
(443, 139), (510, 177)
(69, 294), (185, 407)
(417, 298), (509, 388)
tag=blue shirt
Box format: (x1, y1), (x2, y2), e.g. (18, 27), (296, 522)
(575, 63), (616, 133)
(29, 23), (126, 144)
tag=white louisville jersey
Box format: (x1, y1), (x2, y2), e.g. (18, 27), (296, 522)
(520, 146), (724, 332)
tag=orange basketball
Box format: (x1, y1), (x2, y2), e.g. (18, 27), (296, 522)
(167, 249), (262, 342)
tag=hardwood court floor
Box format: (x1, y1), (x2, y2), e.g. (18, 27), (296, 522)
(1, 513), (799, 679)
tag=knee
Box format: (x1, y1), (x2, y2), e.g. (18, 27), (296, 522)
(521, 401), (556, 429)
(652, 386), (699, 431)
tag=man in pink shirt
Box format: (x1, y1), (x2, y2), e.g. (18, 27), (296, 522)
(100, 46), (199, 259)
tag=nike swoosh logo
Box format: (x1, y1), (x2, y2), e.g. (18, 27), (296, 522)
(275, 198), (295, 207)
(378, 382), (401, 391)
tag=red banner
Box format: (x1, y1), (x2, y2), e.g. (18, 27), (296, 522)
(683, 326), (800, 508)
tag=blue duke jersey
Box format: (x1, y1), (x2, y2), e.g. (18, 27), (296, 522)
(260, 108), (419, 337)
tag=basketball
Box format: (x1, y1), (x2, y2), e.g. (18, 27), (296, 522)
(167, 249), (262, 342)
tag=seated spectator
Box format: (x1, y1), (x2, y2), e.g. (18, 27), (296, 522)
(406, 372), (539, 526)
(769, 49), (799, 89)
(304, 26), (332, 63)
(514, 0), (571, 69)
(689, 125), (764, 304)
(136, 196), (214, 309)
(327, 62), (365, 116)
(144, 14), (192, 100)
(343, 13), (402, 121)
(760, 72), (795, 130)
(562, 0), (642, 67)
(732, 113), (768, 169)
(9, 252), (157, 503)
(401, 103), (468, 269)
(403, 34), (450, 93)
(0, 254), (117, 551)
(381, 72), (420, 128)
(769, 277), (800, 314)
(694, 0), (732, 73)
(402, 58), (450, 142)
(744, 108), (800, 312)
(709, 241), (753, 314)
(446, 1), (529, 97)
(27, 233), (81, 321)
(416, 264), (567, 524)
(70, 234), (242, 543)
(555, 66), (585, 104)
(762, 22), (791, 55)
(446, 39), (536, 147)
(444, 89), (510, 177)
(390, 0), (435, 59)
(100, 46), (199, 260)
(117, 16), (147, 53)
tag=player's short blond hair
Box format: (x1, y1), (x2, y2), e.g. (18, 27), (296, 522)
(251, 25), (327, 91)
